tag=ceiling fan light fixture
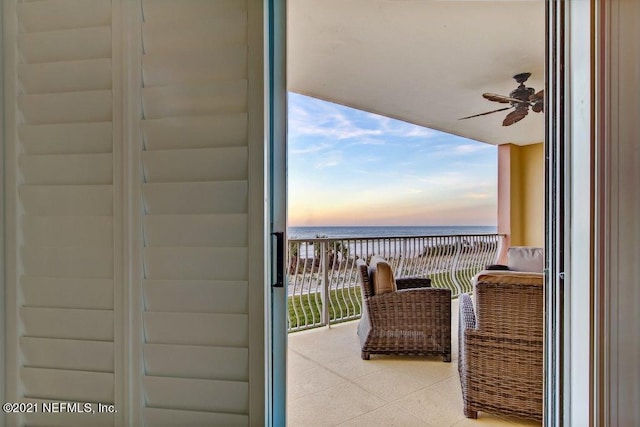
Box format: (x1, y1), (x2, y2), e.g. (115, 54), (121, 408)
(459, 72), (544, 126)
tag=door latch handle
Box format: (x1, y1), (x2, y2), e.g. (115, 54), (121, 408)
(272, 232), (284, 288)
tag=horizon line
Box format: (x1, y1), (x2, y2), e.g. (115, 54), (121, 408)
(287, 224), (497, 228)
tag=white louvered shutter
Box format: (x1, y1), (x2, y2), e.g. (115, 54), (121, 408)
(4, 0), (267, 425)
(13, 0), (116, 426)
(139, 0), (253, 425)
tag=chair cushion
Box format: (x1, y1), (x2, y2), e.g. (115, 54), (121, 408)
(475, 270), (544, 286)
(507, 247), (544, 273)
(368, 255), (396, 295)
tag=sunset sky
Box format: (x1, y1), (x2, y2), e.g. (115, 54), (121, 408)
(287, 93), (497, 226)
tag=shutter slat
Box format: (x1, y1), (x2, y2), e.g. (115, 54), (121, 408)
(22, 216), (113, 248)
(142, 14), (246, 55)
(19, 0), (111, 33)
(21, 307), (113, 341)
(19, 27), (111, 64)
(139, 0), (254, 419)
(143, 280), (247, 313)
(20, 185), (112, 216)
(21, 246), (113, 278)
(14, 1), (116, 420)
(142, 47), (247, 87)
(142, 147), (247, 183)
(22, 277), (114, 309)
(143, 214), (247, 247)
(142, 0), (246, 23)
(19, 90), (112, 125)
(20, 122), (113, 155)
(144, 247), (247, 280)
(142, 81), (246, 119)
(20, 153), (113, 185)
(142, 114), (247, 151)
(23, 399), (114, 427)
(142, 181), (246, 215)
(144, 313), (248, 347)
(144, 344), (248, 381)
(21, 337), (113, 373)
(19, 59), (112, 94)
(143, 407), (248, 427)
(144, 376), (248, 413)
(21, 367), (113, 403)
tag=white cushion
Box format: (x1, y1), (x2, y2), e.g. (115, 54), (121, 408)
(507, 246), (544, 273)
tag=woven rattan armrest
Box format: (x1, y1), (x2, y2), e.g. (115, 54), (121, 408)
(458, 293), (476, 389)
(358, 275), (451, 361)
(458, 274), (543, 421)
(458, 293), (476, 330)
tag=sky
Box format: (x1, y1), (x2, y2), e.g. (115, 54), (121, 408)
(287, 93), (497, 227)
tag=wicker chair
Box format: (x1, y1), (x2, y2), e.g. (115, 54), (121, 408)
(458, 270), (544, 421)
(356, 258), (451, 361)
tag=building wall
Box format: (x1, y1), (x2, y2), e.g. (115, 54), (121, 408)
(497, 142), (545, 253)
(520, 143), (544, 247)
(598, 0), (640, 423)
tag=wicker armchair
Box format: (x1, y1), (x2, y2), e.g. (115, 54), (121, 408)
(356, 258), (451, 361)
(458, 270), (544, 421)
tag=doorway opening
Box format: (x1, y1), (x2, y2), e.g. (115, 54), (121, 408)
(284, 1), (547, 425)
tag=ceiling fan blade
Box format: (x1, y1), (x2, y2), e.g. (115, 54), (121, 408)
(502, 108), (528, 126)
(532, 102), (544, 113)
(483, 93), (530, 104)
(482, 93), (514, 104)
(459, 106), (512, 121)
(529, 89), (544, 101)
(529, 90), (544, 113)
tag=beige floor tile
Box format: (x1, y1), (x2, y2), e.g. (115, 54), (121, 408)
(288, 348), (322, 373)
(452, 413), (541, 426)
(381, 356), (457, 388)
(322, 353), (385, 381)
(288, 382), (387, 427)
(287, 299), (536, 427)
(351, 368), (427, 402)
(288, 363), (348, 401)
(393, 376), (467, 427)
(337, 402), (431, 427)
(289, 325), (361, 364)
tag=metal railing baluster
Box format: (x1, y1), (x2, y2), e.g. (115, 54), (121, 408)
(286, 233), (503, 332)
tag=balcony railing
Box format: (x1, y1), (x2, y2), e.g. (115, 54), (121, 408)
(287, 233), (505, 332)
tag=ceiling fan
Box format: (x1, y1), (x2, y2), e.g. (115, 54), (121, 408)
(459, 72), (544, 126)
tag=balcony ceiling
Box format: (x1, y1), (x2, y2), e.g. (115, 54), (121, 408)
(288, 0), (545, 146)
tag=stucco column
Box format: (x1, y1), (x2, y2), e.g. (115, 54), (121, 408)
(497, 144), (517, 263)
(497, 142), (545, 263)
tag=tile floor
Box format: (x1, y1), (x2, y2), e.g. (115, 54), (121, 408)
(287, 299), (541, 427)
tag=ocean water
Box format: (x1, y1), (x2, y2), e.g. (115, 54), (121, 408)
(288, 225), (497, 239)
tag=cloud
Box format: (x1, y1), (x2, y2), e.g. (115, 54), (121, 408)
(314, 150), (344, 169)
(417, 171), (467, 186)
(288, 94), (438, 145)
(464, 192), (491, 199)
(288, 96), (383, 141)
(405, 188), (424, 194)
(454, 144), (491, 154)
(287, 93), (498, 227)
(349, 137), (387, 146)
(402, 126), (437, 138)
(363, 111), (437, 139)
(290, 142), (331, 155)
